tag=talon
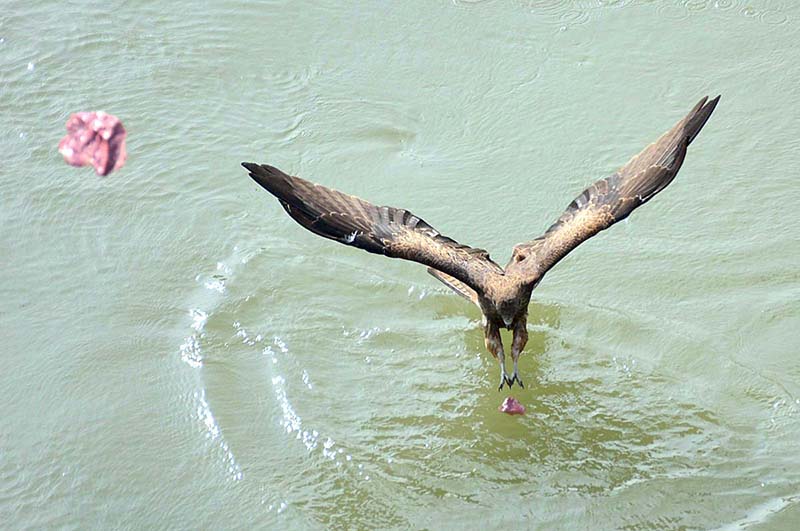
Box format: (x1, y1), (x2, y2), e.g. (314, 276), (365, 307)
(506, 373), (524, 389)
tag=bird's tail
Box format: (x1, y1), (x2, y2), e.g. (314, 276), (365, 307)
(427, 267), (479, 306)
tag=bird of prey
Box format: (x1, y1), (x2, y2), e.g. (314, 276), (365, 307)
(243, 95), (720, 391)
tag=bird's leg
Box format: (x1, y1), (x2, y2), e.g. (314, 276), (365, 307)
(510, 316), (528, 388)
(484, 321), (511, 390)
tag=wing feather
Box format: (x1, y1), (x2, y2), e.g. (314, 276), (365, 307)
(507, 95), (720, 282)
(243, 163), (503, 294)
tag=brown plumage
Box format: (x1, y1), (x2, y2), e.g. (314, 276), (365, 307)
(243, 95), (720, 390)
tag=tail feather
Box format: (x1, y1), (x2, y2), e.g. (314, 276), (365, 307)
(427, 267), (479, 306)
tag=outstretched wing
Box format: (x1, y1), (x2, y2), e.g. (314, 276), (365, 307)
(506, 95), (720, 283)
(243, 163), (504, 295)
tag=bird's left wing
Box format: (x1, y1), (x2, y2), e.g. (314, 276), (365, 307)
(506, 95), (720, 284)
(243, 163), (504, 295)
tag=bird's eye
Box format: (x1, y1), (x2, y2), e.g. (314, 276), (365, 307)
(515, 253), (526, 262)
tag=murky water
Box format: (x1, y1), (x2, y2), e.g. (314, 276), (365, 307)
(2, 1), (800, 528)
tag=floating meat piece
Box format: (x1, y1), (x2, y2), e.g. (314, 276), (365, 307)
(498, 396), (525, 415)
(58, 111), (127, 176)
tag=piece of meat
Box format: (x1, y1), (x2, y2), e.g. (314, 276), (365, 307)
(498, 396), (525, 415)
(58, 111), (127, 176)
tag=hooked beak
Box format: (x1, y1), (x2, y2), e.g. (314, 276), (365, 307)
(502, 316), (514, 328)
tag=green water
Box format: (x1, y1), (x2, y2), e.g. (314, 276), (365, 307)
(2, 1), (800, 529)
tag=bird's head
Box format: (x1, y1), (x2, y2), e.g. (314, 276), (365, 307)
(495, 282), (535, 329)
(498, 298), (520, 329)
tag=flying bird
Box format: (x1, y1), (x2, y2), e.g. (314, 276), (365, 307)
(243, 95), (720, 390)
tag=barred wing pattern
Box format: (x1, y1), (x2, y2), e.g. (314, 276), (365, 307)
(243, 163), (504, 295)
(506, 95), (720, 282)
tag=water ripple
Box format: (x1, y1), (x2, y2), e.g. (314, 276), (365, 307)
(710, 493), (800, 530)
(231, 321), (377, 486)
(655, 0), (792, 24)
(760, 8), (789, 25)
(193, 389), (243, 481)
(177, 247), (253, 368)
(179, 309), (207, 368)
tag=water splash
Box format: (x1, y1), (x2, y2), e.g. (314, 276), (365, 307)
(178, 249), (251, 481)
(194, 388), (242, 481)
(232, 326), (372, 477)
(179, 309), (207, 368)
(178, 247), (251, 367)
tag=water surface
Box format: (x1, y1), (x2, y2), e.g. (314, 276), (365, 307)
(2, 1), (800, 528)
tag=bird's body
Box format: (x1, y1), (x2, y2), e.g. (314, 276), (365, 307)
(243, 96), (720, 390)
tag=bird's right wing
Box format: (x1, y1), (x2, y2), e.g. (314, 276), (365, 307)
(243, 163), (504, 296)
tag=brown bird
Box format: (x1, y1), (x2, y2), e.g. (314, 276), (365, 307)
(243, 95), (720, 390)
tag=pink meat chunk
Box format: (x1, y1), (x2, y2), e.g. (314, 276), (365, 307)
(58, 111), (127, 176)
(498, 396), (525, 415)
